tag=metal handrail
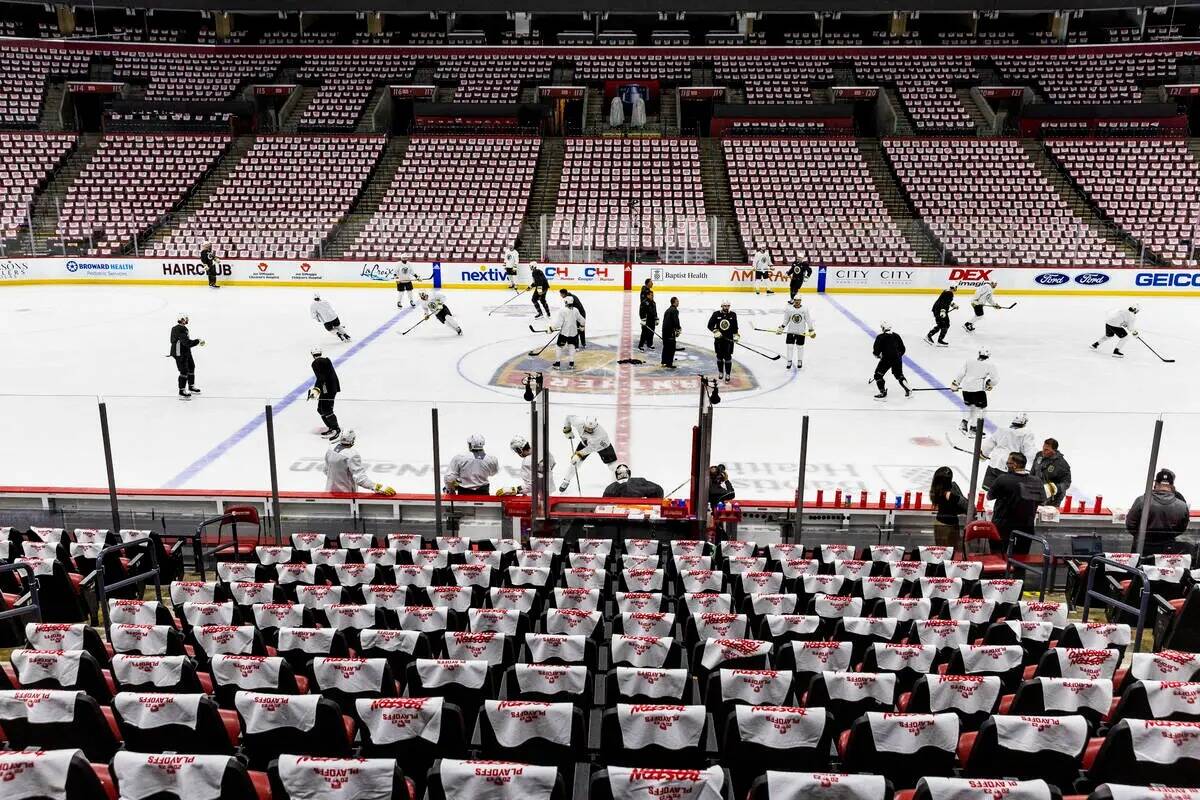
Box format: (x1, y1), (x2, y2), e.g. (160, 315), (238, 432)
(1081, 555), (1152, 653)
(95, 537), (163, 636)
(1005, 529), (1053, 601)
(0, 562), (42, 625)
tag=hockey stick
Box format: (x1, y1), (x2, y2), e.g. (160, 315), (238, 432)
(399, 315), (431, 336)
(488, 287), (530, 316)
(731, 338), (782, 361)
(909, 386), (956, 393)
(752, 326), (784, 334)
(527, 331), (559, 357)
(529, 325), (552, 334)
(944, 432), (983, 458)
(1137, 335), (1176, 363)
(995, 303), (1018, 310)
(665, 478), (690, 497)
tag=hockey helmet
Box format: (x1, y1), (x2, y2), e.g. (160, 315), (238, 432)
(880, 320), (892, 332)
(311, 346), (322, 357)
(419, 290), (430, 300)
(510, 435), (529, 454)
(339, 430), (357, 446)
(313, 293), (321, 301)
(1129, 304), (1141, 314)
(978, 348), (991, 359)
(1011, 412), (1029, 427)
(177, 312), (189, 323)
(467, 434), (486, 451)
(614, 464), (632, 481)
(582, 416), (599, 433)
(720, 299), (731, 308)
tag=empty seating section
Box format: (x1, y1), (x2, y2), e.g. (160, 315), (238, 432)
(713, 56), (833, 104)
(112, 51), (279, 102)
(886, 139), (1135, 266)
(0, 133), (74, 240)
(0, 47), (91, 126)
(435, 55), (552, 103)
(297, 55), (415, 129)
(724, 138), (916, 265)
(993, 52), (1178, 104)
(1050, 138), (1200, 267)
(55, 134), (229, 254)
(347, 136), (538, 261)
(1, 526), (1197, 800)
(574, 55), (691, 82)
(550, 138), (710, 255)
(855, 56), (977, 131)
(146, 135), (383, 259)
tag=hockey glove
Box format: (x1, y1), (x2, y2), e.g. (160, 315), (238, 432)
(1131, 330), (1139, 337)
(198, 340), (206, 346)
(374, 484), (396, 496)
(733, 334), (741, 342)
(306, 388), (319, 400)
(985, 381), (995, 391)
(776, 326), (784, 334)
(950, 381), (960, 391)
(712, 330), (722, 339)
(951, 303), (959, 311)
(807, 331), (816, 338)
(562, 424), (573, 435)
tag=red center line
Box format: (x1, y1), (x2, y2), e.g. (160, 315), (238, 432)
(615, 289), (633, 460)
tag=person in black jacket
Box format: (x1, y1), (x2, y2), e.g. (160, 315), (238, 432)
(529, 262), (550, 318)
(987, 451), (1051, 554)
(925, 286), (957, 346)
(708, 301), (738, 382)
(708, 464), (735, 509)
(558, 288), (586, 348)
(603, 464), (665, 498)
(308, 347), (342, 440)
(786, 259), (813, 300)
(638, 289), (658, 352)
(640, 278), (654, 305)
(930, 466), (968, 548)
(661, 297), (681, 369)
(199, 242), (220, 289)
(1126, 469), (1192, 556)
(169, 313), (204, 400)
(872, 322), (911, 400)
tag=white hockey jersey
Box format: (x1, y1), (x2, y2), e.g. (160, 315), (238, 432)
(310, 299), (338, 324)
(503, 249), (519, 271)
(1106, 308), (1137, 332)
(971, 284), (996, 307)
(422, 292), (448, 316)
(781, 305), (814, 334)
(323, 443), (375, 493)
(753, 250), (771, 271)
(563, 415), (613, 456)
(521, 452), (558, 493)
(981, 425), (1040, 472)
(954, 358), (999, 393)
(443, 451), (500, 490)
(555, 307), (584, 337)
(395, 263), (416, 282)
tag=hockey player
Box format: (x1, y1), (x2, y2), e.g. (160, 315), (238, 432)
(951, 349), (999, 434)
(1091, 304), (1140, 358)
(872, 322), (910, 400)
(443, 434), (500, 495)
(558, 288), (586, 348)
(980, 412), (1039, 491)
(322, 430), (395, 495)
(551, 296), (585, 370)
(169, 313), (205, 400)
(504, 435), (557, 494)
(530, 262), (551, 318)
(777, 297), (815, 371)
(638, 289), (658, 351)
(708, 300), (739, 383)
(200, 242), (220, 289)
(307, 347), (341, 440)
(559, 415), (618, 491)
(925, 286), (957, 346)
(501, 246), (520, 290)
(661, 296), (682, 369)
(310, 294), (350, 342)
(395, 258), (417, 308)
(963, 280), (1000, 333)
(785, 259), (813, 301)
(419, 290), (462, 335)
(751, 248), (774, 295)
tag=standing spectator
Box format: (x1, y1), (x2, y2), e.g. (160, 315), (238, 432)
(1126, 469), (1191, 556)
(638, 289), (658, 352)
(661, 296), (681, 369)
(987, 452), (1052, 555)
(1031, 439), (1071, 507)
(930, 466), (968, 548)
(708, 464), (735, 510)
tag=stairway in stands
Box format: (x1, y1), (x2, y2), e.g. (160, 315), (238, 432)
(1022, 139), (1162, 265)
(134, 135), (256, 256)
(955, 87), (993, 135)
(356, 85), (390, 133)
(279, 86), (320, 132)
(21, 133), (97, 255)
(517, 137), (565, 261)
(883, 86), (917, 135)
(322, 136), (410, 258)
(857, 138), (943, 264)
(699, 138), (747, 264)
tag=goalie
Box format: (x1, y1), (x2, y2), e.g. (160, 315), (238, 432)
(558, 415), (618, 492)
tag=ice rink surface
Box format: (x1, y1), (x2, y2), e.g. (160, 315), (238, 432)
(2, 282), (1196, 506)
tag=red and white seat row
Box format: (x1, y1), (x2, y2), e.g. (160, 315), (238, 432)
(0, 132), (74, 240)
(435, 56), (553, 104)
(296, 54), (416, 129)
(0, 47), (92, 126)
(992, 52), (1178, 104)
(724, 137), (916, 265)
(712, 56), (834, 105)
(855, 56), (977, 131)
(112, 51), (281, 102)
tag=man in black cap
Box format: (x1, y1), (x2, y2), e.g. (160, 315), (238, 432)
(1126, 468), (1191, 556)
(987, 451), (1053, 555)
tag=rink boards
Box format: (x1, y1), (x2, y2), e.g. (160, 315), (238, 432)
(2, 257), (1199, 296)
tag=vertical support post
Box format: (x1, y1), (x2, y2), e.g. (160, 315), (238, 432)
(97, 400), (121, 535)
(432, 408), (443, 536)
(264, 404), (283, 545)
(965, 421), (986, 523)
(1134, 418), (1164, 555)
(540, 387), (551, 530)
(529, 397), (539, 539)
(27, 204), (35, 253)
(794, 414), (809, 544)
(539, 213), (547, 261)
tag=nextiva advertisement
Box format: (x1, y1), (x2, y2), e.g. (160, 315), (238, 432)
(440, 262), (621, 289)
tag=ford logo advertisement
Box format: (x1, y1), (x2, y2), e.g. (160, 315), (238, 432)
(1074, 272), (1110, 285)
(1034, 273), (1070, 286)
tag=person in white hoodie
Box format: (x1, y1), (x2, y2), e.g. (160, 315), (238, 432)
(310, 294), (350, 342)
(751, 248), (774, 295)
(963, 280), (1000, 333)
(1091, 304), (1140, 358)
(980, 412), (1039, 491)
(951, 348), (999, 435)
(551, 296), (585, 371)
